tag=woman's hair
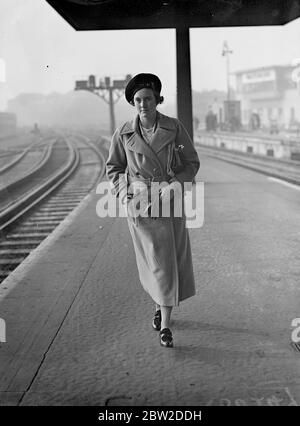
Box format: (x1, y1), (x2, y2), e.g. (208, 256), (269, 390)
(130, 89), (164, 106)
(154, 92), (164, 105)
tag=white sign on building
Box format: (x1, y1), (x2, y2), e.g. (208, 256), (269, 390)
(242, 69), (276, 84)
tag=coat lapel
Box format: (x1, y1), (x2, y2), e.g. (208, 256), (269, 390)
(120, 112), (176, 176)
(150, 112), (174, 154)
(121, 114), (163, 171)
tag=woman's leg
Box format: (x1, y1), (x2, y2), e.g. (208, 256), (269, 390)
(160, 306), (173, 330)
(160, 306), (174, 347)
(152, 303), (161, 330)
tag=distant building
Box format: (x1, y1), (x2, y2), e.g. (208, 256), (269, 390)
(234, 65), (300, 130)
(0, 112), (17, 136)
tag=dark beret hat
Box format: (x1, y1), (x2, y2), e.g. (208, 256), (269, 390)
(125, 73), (162, 104)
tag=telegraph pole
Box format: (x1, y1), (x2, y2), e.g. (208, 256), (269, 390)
(222, 40), (233, 102)
(222, 41), (233, 127)
(74, 74), (131, 135)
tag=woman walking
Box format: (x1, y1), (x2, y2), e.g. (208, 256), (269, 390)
(106, 73), (200, 347)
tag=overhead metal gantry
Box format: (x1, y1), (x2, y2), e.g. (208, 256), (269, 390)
(46, 0), (300, 140)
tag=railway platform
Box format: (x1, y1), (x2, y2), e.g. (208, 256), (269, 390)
(0, 151), (300, 406)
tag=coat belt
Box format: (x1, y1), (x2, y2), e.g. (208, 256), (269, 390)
(126, 174), (171, 186)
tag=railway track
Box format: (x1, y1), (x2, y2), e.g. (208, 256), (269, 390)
(0, 131), (55, 168)
(0, 144), (52, 195)
(0, 142), (41, 176)
(0, 133), (107, 284)
(0, 138), (77, 228)
(0, 149), (23, 169)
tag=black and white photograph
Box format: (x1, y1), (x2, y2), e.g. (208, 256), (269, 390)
(0, 0), (300, 413)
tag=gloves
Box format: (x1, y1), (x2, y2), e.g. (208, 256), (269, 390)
(123, 181), (150, 218)
(122, 179), (183, 218)
(149, 179), (183, 217)
(160, 180), (181, 201)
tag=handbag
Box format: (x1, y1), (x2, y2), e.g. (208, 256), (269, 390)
(167, 142), (185, 177)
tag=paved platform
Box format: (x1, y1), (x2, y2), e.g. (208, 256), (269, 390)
(0, 152), (300, 406)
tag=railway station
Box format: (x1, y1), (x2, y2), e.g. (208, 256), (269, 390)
(0, 0), (300, 410)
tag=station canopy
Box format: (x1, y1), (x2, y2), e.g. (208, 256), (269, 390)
(45, 0), (300, 138)
(46, 0), (300, 30)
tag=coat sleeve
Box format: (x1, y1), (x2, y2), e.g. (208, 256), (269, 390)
(173, 119), (200, 185)
(105, 128), (128, 202)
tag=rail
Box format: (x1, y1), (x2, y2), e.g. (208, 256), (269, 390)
(0, 144), (53, 197)
(0, 134), (54, 175)
(0, 138), (80, 231)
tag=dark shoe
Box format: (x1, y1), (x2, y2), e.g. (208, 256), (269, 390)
(152, 309), (161, 331)
(160, 328), (173, 348)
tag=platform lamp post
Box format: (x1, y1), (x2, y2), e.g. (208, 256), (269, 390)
(222, 41), (233, 103)
(74, 74), (132, 136)
(222, 41), (233, 128)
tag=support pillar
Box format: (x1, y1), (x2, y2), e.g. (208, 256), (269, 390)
(176, 27), (193, 141)
(108, 87), (116, 136)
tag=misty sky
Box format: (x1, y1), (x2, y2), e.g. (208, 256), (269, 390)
(0, 0), (300, 110)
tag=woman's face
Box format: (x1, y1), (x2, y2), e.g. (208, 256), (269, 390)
(133, 88), (157, 120)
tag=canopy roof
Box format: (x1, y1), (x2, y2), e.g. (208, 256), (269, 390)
(46, 0), (300, 30)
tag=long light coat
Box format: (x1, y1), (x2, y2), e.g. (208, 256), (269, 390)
(106, 111), (200, 306)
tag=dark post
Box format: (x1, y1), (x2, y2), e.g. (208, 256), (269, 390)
(176, 27), (193, 141)
(108, 86), (115, 136)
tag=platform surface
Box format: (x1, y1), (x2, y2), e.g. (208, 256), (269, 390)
(0, 151), (300, 406)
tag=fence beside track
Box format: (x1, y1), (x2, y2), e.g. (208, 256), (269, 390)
(195, 141), (300, 186)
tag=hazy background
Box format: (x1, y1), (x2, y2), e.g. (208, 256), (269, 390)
(0, 0), (299, 130)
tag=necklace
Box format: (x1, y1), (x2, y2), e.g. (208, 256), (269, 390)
(140, 122), (156, 144)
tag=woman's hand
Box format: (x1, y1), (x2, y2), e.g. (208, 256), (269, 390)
(159, 180), (182, 204)
(124, 189), (150, 218)
(149, 179), (183, 216)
